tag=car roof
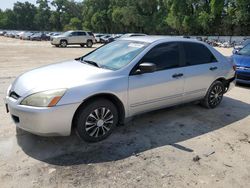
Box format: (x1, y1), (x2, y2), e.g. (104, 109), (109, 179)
(118, 35), (202, 44)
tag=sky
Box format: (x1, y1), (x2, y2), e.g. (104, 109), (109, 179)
(0, 0), (82, 10)
(0, 0), (37, 10)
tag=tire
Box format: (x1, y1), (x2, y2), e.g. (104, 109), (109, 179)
(75, 99), (118, 142)
(55, 45), (60, 47)
(86, 40), (93, 48)
(80, 44), (85, 47)
(60, 40), (67, 48)
(201, 81), (225, 109)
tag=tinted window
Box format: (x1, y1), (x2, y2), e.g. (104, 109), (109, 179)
(69, 32), (78, 36)
(141, 43), (180, 71)
(87, 32), (94, 36)
(183, 42), (217, 66)
(78, 32), (86, 36)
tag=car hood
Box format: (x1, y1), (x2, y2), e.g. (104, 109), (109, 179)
(232, 54), (250, 67)
(52, 35), (64, 39)
(11, 60), (112, 96)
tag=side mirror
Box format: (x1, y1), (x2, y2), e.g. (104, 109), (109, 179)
(135, 62), (156, 74)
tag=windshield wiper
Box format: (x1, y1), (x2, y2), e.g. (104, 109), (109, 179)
(82, 60), (101, 68)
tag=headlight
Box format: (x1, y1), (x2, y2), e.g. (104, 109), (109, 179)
(20, 89), (66, 107)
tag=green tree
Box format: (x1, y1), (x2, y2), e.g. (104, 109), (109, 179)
(64, 17), (82, 30)
(13, 1), (37, 30)
(35, 0), (51, 30)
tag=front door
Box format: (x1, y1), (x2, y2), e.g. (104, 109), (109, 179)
(128, 42), (185, 116)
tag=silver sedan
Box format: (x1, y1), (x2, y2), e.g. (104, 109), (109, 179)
(5, 36), (235, 142)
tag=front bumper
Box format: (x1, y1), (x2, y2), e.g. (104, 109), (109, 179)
(4, 96), (80, 136)
(236, 70), (250, 84)
(50, 39), (60, 45)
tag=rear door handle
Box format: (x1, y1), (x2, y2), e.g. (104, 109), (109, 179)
(172, 73), (184, 78)
(210, 66), (218, 71)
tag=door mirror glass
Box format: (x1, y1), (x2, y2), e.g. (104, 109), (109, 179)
(136, 62), (156, 74)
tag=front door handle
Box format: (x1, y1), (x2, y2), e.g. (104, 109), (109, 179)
(172, 73), (184, 78)
(210, 66), (218, 71)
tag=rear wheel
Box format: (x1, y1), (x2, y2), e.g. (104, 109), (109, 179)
(60, 40), (67, 48)
(75, 99), (118, 142)
(201, 81), (225, 109)
(86, 40), (93, 48)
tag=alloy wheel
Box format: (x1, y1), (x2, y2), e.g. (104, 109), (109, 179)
(60, 41), (67, 47)
(85, 107), (114, 138)
(208, 85), (224, 107)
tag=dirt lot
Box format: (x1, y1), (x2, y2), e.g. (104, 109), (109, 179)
(0, 37), (250, 188)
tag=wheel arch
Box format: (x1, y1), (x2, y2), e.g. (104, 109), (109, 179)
(71, 93), (126, 131)
(214, 77), (230, 92)
(60, 39), (68, 44)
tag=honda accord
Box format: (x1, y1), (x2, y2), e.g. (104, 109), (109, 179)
(5, 36), (235, 142)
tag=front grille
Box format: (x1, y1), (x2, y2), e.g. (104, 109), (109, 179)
(237, 74), (250, 81)
(9, 91), (20, 100)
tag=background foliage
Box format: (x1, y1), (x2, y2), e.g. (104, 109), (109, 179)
(0, 0), (249, 35)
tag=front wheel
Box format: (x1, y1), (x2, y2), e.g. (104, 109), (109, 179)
(75, 99), (118, 142)
(60, 40), (67, 48)
(201, 81), (225, 109)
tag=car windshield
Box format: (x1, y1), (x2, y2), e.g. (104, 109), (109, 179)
(81, 40), (149, 70)
(238, 44), (250, 56)
(62, 31), (72, 36)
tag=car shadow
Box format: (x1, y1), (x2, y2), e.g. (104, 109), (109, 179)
(16, 96), (250, 166)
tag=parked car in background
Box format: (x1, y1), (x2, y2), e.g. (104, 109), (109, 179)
(94, 34), (104, 43)
(8, 31), (17, 38)
(30, 33), (50, 41)
(232, 43), (250, 84)
(233, 38), (250, 54)
(50, 32), (61, 37)
(100, 35), (115, 44)
(22, 32), (35, 40)
(15, 31), (25, 39)
(5, 36), (235, 142)
(221, 41), (232, 48)
(51, 30), (95, 48)
(0, 31), (6, 36)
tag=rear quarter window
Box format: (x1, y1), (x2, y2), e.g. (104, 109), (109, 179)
(183, 42), (217, 66)
(87, 32), (94, 36)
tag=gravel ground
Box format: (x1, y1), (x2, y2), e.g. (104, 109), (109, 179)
(0, 37), (250, 188)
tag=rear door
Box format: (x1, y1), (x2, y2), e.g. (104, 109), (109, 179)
(78, 32), (87, 43)
(128, 42), (185, 116)
(181, 42), (219, 102)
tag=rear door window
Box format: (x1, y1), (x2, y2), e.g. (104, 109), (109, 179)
(78, 32), (86, 36)
(87, 32), (94, 36)
(182, 42), (217, 66)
